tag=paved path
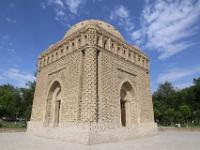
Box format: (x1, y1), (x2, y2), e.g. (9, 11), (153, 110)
(0, 131), (200, 150)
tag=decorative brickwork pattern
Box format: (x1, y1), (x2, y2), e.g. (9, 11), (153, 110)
(28, 20), (157, 144)
(87, 28), (97, 46)
(81, 47), (97, 122)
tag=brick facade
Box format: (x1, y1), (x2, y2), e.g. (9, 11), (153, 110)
(28, 20), (157, 144)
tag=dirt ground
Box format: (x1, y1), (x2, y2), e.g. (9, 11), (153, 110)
(0, 130), (200, 150)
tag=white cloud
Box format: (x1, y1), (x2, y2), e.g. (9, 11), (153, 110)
(48, 0), (65, 8)
(110, 5), (134, 31)
(157, 66), (200, 83)
(131, 0), (200, 60)
(158, 42), (194, 60)
(1, 35), (9, 40)
(45, 0), (83, 23)
(9, 3), (15, 8)
(175, 81), (194, 89)
(0, 68), (35, 87)
(0, 75), (4, 81)
(65, 0), (82, 15)
(6, 17), (16, 23)
(41, 2), (47, 9)
(55, 9), (65, 16)
(7, 48), (15, 53)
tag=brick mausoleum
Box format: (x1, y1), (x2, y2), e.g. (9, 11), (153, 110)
(27, 20), (157, 144)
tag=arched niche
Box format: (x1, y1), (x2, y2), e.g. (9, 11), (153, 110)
(120, 81), (135, 127)
(45, 81), (62, 127)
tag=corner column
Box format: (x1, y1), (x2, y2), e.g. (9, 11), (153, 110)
(81, 28), (98, 122)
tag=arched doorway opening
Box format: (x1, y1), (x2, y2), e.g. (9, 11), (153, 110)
(45, 81), (61, 127)
(120, 81), (134, 127)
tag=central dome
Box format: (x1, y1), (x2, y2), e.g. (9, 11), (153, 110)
(64, 20), (125, 41)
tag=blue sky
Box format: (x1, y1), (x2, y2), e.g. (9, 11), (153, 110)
(0, 0), (200, 92)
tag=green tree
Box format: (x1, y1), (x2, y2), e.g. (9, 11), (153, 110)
(0, 84), (21, 118)
(174, 111), (183, 124)
(153, 82), (177, 125)
(20, 81), (36, 121)
(164, 108), (175, 126)
(0, 81), (35, 122)
(152, 78), (200, 127)
(179, 104), (191, 127)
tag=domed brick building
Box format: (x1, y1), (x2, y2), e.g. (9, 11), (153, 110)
(27, 20), (157, 144)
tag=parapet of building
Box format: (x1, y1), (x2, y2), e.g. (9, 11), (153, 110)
(27, 20), (157, 144)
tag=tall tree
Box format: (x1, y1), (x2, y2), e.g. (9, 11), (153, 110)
(20, 81), (36, 121)
(0, 84), (21, 118)
(153, 78), (200, 126)
(179, 105), (191, 127)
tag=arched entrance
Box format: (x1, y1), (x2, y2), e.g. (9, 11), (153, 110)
(45, 81), (61, 127)
(120, 81), (134, 127)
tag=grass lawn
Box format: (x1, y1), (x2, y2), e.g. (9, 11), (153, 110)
(0, 120), (26, 128)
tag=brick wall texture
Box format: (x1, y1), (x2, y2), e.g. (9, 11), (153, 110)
(30, 20), (154, 129)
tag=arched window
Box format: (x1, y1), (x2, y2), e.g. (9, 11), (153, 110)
(111, 43), (114, 48)
(65, 45), (69, 51)
(55, 52), (58, 58)
(103, 40), (107, 48)
(78, 38), (81, 43)
(60, 48), (64, 56)
(51, 54), (54, 62)
(96, 36), (99, 45)
(47, 57), (49, 64)
(43, 59), (46, 66)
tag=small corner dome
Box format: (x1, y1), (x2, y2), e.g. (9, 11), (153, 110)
(63, 19), (125, 41)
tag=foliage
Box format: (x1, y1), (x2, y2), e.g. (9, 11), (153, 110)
(20, 81), (36, 120)
(0, 81), (35, 122)
(0, 84), (21, 118)
(153, 78), (200, 127)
